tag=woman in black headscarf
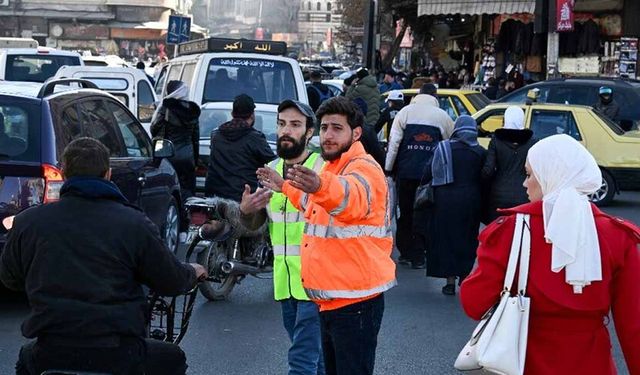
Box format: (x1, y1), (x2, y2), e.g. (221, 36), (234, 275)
(151, 80), (201, 199)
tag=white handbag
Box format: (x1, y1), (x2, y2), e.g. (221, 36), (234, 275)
(455, 213), (531, 375)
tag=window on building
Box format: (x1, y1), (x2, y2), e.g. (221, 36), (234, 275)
(327, 2), (331, 11)
(317, 2), (321, 11)
(308, 1), (311, 10)
(326, 14), (331, 22)
(307, 13), (311, 22)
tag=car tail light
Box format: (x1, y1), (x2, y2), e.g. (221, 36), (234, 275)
(195, 165), (207, 178)
(42, 164), (64, 203)
(189, 211), (208, 226)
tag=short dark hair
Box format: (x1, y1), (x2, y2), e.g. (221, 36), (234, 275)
(232, 94), (255, 119)
(310, 70), (322, 80)
(62, 137), (110, 178)
(315, 96), (361, 129)
(420, 83), (438, 97)
(136, 61), (145, 69)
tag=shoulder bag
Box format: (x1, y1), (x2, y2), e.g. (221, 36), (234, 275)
(454, 213), (531, 375)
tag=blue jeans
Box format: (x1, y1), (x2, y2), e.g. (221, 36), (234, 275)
(281, 299), (325, 375)
(320, 293), (385, 375)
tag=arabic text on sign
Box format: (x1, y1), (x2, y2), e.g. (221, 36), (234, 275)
(219, 59), (276, 68)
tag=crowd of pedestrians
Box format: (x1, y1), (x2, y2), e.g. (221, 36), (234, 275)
(2, 63), (640, 375)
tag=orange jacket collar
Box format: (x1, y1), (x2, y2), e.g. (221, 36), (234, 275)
(324, 141), (366, 172)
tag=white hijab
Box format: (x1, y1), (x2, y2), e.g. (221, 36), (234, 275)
(503, 106), (525, 130)
(151, 81), (190, 125)
(527, 134), (603, 294)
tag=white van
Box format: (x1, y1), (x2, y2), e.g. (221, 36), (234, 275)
(0, 46), (83, 82)
(54, 66), (158, 134)
(156, 38), (307, 192)
(157, 37), (308, 106)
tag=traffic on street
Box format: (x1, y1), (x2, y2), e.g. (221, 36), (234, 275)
(2, 0), (640, 373)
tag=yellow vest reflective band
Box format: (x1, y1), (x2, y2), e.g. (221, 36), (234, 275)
(266, 152), (324, 301)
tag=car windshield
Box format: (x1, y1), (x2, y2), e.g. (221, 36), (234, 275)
(5, 54), (81, 82)
(203, 58), (298, 105)
(199, 108), (277, 143)
(592, 109), (626, 135)
(0, 97), (41, 162)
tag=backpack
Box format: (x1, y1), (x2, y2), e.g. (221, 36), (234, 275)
(308, 84), (333, 104)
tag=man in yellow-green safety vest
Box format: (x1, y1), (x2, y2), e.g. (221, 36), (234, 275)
(240, 100), (325, 375)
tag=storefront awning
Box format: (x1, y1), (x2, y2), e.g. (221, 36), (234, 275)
(417, 0), (535, 16)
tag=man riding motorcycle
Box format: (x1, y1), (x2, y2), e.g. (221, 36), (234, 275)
(0, 137), (207, 375)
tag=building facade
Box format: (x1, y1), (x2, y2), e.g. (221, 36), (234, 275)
(298, 0), (342, 54)
(0, 0), (203, 60)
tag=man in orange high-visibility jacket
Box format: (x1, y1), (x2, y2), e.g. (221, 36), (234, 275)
(258, 96), (397, 375)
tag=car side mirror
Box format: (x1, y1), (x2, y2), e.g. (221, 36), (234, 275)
(153, 139), (175, 159)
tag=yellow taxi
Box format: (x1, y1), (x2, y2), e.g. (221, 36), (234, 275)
(472, 102), (640, 205)
(381, 88), (491, 120)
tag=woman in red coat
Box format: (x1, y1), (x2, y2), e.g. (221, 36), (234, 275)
(460, 134), (640, 374)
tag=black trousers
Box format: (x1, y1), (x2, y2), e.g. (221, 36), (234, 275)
(396, 178), (423, 262)
(320, 294), (385, 375)
(16, 337), (187, 375)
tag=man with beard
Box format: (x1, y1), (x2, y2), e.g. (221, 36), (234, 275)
(239, 100), (325, 375)
(257, 97), (396, 375)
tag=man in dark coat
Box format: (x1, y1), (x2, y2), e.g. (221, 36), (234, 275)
(593, 86), (620, 124)
(205, 94), (276, 201)
(151, 80), (201, 200)
(0, 137), (207, 375)
(307, 70), (333, 112)
(346, 68), (381, 126)
(481, 106), (537, 223)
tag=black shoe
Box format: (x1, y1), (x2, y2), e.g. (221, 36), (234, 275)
(397, 256), (411, 266)
(411, 260), (426, 269)
(442, 284), (456, 296)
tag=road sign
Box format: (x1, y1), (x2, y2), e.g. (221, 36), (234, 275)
(167, 15), (191, 45)
(179, 17), (191, 43)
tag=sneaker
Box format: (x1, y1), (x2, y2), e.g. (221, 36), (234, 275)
(411, 260), (426, 269)
(397, 256), (411, 266)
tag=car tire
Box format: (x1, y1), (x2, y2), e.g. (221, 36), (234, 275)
(162, 197), (180, 254)
(590, 170), (616, 207)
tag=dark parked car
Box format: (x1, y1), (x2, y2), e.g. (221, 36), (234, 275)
(498, 77), (640, 131)
(0, 79), (182, 259)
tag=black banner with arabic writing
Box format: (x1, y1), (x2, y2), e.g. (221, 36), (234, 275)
(178, 37), (287, 56)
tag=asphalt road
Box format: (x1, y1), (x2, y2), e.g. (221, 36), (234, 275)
(1, 192), (638, 374)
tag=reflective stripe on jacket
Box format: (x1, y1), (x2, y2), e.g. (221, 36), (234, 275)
(282, 141), (397, 311)
(266, 153), (324, 301)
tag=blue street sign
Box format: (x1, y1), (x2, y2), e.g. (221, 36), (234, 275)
(167, 15), (181, 44)
(179, 17), (191, 43)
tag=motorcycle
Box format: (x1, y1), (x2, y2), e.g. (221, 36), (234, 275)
(183, 196), (273, 301)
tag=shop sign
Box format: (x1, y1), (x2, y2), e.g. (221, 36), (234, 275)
(557, 0), (575, 32)
(52, 24), (109, 40)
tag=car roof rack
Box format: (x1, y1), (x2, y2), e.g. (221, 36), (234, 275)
(37, 78), (99, 98)
(177, 37), (287, 57)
